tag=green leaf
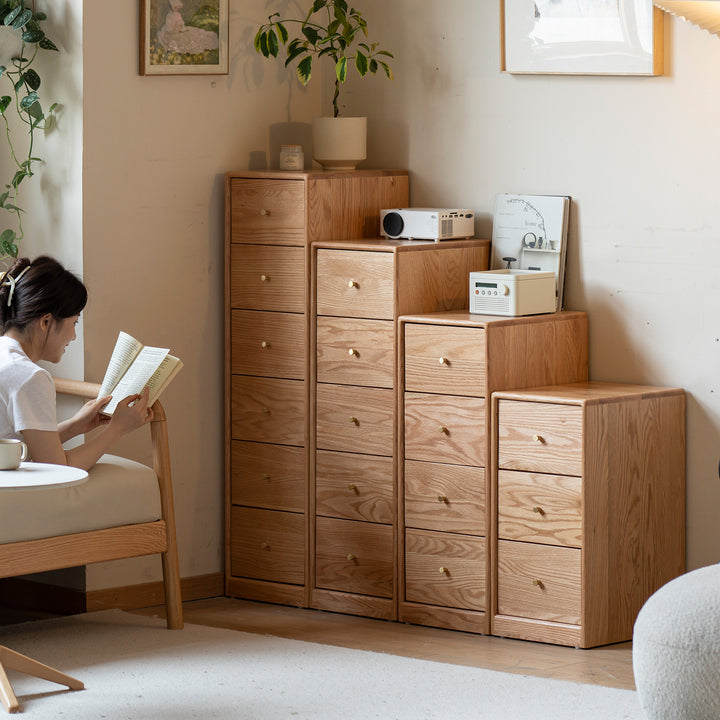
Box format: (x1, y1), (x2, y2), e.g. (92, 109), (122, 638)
(26, 99), (42, 121)
(19, 90), (38, 109)
(0, 191), (8, 206)
(284, 42), (307, 67)
(258, 31), (269, 57)
(378, 61), (393, 80)
(336, 56), (347, 83)
(38, 36), (58, 51)
(0, 96), (10, 114)
(312, 0), (327, 12)
(355, 49), (368, 76)
(0, 65), (5, 78)
(21, 27), (43, 43)
(275, 21), (288, 44)
(296, 55), (312, 85)
(11, 170), (28, 188)
(336, 0), (349, 13)
(369, 58), (377, 73)
(33, 11), (47, 21)
(267, 28), (279, 57)
(0, 229), (18, 258)
(4, 5), (22, 26)
(302, 25), (319, 45)
(23, 68), (40, 90)
(11, 8), (32, 29)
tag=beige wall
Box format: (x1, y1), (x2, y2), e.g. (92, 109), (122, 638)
(81, 0), (319, 589)
(344, 2), (720, 570)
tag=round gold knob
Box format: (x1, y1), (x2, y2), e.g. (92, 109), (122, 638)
(260, 274), (270, 282)
(349, 416), (359, 425)
(262, 473), (271, 480)
(438, 426), (448, 434)
(260, 209), (270, 216)
(532, 506), (545, 515)
(533, 434), (545, 444)
(347, 553), (356, 561)
(262, 406), (271, 415)
(348, 348), (358, 357)
(348, 280), (358, 288)
(533, 579), (544, 589)
(439, 566), (448, 575)
(261, 341), (270, 349)
(438, 495), (448, 504)
(261, 542), (270, 549)
(347, 483), (358, 492)
(438, 356), (448, 365)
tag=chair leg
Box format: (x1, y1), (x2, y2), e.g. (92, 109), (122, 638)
(0, 646), (84, 713)
(162, 543), (183, 630)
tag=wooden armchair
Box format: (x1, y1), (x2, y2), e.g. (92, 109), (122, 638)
(0, 378), (183, 630)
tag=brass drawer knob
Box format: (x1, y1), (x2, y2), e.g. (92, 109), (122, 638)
(347, 483), (358, 493)
(348, 348), (358, 357)
(349, 416), (359, 425)
(347, 553), (357, 561)
(438, 356), (448, 365)
(533, 579), (545, 589)
(533, 434), (545, 444)
(261, 340), (270, 349)
(438, 495), (448, 504)
(260, 274), (270, 282)
(348, 280), (358, 289)
(439, 566), (448, 575)
(260, 209), (270, 216)
(438, 426), (448, 435)
(532, 506), (545, 515)
(262, 473), (271, 480)
(262, 406), (271, 415)
(261, 542), (270, 549)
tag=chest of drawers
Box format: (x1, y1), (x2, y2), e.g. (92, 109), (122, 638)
(225, 170), (409, 607)
(492, 382), (685, 647)
(398, 311), (589, 634)
(311, 240), (491, 620)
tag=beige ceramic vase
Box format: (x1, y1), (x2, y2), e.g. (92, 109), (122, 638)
(311, 117), (367, 171)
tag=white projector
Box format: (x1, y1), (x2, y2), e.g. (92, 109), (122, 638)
(381, 208), (474, 241)
(469, 269), (556, 317)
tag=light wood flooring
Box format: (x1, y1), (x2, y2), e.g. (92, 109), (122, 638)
(134, 597), (636, 691)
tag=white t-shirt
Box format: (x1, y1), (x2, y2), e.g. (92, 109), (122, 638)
(0, 336), (58, 441)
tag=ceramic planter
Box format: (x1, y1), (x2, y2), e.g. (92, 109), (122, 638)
(312, 117), (367, 171)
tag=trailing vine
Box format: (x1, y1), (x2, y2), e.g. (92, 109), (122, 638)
(0, 0), (58, 259)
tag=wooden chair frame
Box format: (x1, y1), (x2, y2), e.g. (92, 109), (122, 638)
(0, 378), (183, 630)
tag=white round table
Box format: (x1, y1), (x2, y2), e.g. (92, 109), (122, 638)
(0, 462), (88, 491)
(0, 462), (88, 712)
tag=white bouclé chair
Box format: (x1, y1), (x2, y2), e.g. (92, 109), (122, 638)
(633, 563), (720, 720)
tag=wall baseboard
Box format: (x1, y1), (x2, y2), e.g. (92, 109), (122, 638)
(0, 573), (224, 616)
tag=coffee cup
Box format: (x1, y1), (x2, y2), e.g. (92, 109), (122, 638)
(0, 438), (28, 470)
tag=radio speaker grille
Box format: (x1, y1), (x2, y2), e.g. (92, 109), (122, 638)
(473, 297), (510, 314)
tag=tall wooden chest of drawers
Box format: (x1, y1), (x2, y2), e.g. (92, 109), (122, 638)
(398, 311), (589, 634)
(311, 241), (491, 620)
(492, 382), (685, 647)
(225, 170), (409, 607)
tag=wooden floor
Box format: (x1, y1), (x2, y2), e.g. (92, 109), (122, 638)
(134, 597), (636, 691)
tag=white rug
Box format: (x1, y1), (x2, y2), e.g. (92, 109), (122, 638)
(0, 610), (644, 719)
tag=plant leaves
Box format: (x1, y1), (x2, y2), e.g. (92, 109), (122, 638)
(296, 55), (312, 85)
(11, 8), (32, 29)
(0, 229), (18, 258)
(0, 96), (10, 114)
(355, 49), (367, 76)
(336, 56), (347, 83)
(23, 68), (40, 90)
(312, 0), (326, 12)
(275, 21), (288, 44)
(302, 25), (319, 45)
(21, 27), (43, 44)
(267, 28), (279, 57)
(38, 36), (58, 51)
(26, 99), (43, 121)
(19, 91), (38, 109)
(4, 5), (22, 26)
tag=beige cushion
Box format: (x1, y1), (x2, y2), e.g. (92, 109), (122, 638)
(0, 454), (162, 544)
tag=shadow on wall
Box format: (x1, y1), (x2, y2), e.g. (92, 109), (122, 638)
(249, 121), (313, 171)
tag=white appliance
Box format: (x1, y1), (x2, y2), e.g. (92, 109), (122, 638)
(469, 269), (556, 317)
(380, 208), (474, 241)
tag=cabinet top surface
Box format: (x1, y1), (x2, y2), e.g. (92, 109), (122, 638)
(493, 381), (684, 405)
(313, 238), (490, 252)
(399, 310), (586, 328)
(226, 169), (408, 181)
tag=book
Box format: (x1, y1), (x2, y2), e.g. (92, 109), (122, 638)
(490, 194), (571, 310)
(97, 331), (183, 415)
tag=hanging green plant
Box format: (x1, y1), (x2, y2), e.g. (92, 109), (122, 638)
(0, 0), (58, 260)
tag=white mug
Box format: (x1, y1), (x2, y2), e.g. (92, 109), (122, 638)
(0, 438), (28, 470)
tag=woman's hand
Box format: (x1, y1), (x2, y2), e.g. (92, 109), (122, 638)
(108, 387), (154, 435)
(58, 395), (112, 443)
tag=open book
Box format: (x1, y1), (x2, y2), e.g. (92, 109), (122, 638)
(98, 331), (183, 415)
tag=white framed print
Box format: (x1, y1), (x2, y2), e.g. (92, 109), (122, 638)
(501, 0), (664, 75)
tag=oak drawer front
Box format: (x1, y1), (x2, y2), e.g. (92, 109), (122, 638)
(317, 317), (394, 388)
(497, 540), (581, 625)
(404, 392), (486, 466)
(497, 400), (583, 476)
(232, 376), (305, 446)
(230, 178), (305, 245)
(231, 441), (305, 513)
(316, 450), (393, 524)
(316, 384), (394, 456)
(316, 250), (394, 320)
(404, 461), (485, 535)
(315, 517), (393, 598)
(404, 529), (485, 611)
(230, 507), (305, 584)
(230, 244), (305, 313)
(404, 324), (486, 395)
(498, 470), (582, 548)
(232, 310), (305, 379)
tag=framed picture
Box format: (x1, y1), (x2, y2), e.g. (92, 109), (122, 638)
(140, 0), (229, 76)
(501, 0), (664, 75)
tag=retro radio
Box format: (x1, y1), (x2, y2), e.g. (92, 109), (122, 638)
(469, 269), (556, 317)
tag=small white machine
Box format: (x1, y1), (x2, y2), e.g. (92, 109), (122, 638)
(469, 269), (556, 317)
(380, 208), (474, 241)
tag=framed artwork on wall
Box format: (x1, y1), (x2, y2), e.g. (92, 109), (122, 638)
(501, 0), (664, 75)
(140, 0), (229, 76)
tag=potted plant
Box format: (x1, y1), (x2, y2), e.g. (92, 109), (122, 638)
(0, 0), (58, 260)
(254, 0), (393, 170)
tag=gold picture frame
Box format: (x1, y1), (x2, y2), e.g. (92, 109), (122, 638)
(501, 0), (664, 76)
(140, 0), (229, 76)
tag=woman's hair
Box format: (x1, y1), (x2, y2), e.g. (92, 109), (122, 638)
(0, 256), (88, 334)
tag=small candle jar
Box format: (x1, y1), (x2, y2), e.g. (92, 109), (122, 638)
(279, 144), (304, 171)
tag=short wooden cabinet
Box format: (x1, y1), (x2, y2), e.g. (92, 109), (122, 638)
(492, 382), (685, 647)
(225, 170), (409, 607)
(312, 241), (491, 620)
(398, 311), (589, 634)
